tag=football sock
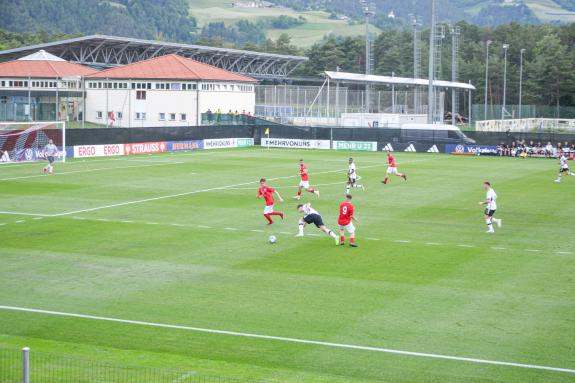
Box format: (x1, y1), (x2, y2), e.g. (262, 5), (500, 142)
(354, 184), (362, 188)
(340, 235), (345, 243)
(485, 218), (494, 231)
(327, 230), (336, 239)
(350, 237), (355, 245)
(270, 212), (282, 216)
(346, 186), (350, 193)
(297, 190), (302, 196)
(308, 189), (315, 193)
(264, 214), (273, 224)
(298, 222), (304, 235)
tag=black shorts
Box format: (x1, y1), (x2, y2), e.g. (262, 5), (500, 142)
(560, 167), (569, 173)
(47, 156), (55, 164)
(348, 177), (356, 184)
(484, 209), (496, 217)
(304, 213), (324, 228)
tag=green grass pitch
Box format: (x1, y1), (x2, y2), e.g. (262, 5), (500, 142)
(0, 148), (574, 382)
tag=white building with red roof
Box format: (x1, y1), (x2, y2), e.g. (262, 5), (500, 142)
(0, 50), (95, 121)
(84, 54), (257, 127)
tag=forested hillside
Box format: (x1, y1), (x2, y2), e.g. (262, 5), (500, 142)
(0, 0), (197, 42)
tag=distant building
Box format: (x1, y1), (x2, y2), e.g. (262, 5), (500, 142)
(0, 50), (94, 121)
(84, 54), (256, 127)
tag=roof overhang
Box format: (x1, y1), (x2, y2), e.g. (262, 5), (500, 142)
(0, 35), (308, 80)
(325, 71), (476, 91)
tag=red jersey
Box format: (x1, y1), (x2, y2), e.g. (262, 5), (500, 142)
(338, 201), (354, 225)
(299, 164), (309, 181)
(258, 186), (275, 206)
(387, 155), (396, 168)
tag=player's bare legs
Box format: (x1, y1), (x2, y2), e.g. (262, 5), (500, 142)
(346, 179), (364, 194)
(294, 187), (319, 199)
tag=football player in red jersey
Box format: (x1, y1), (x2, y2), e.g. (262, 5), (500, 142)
(294, 159), (320, 200)
(382, 150), (407, 184)
(257, 178), (284, 225)
(338, 194), (358, 247)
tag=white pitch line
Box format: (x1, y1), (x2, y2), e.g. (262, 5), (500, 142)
(395, 240), (411, 243)
(0, 161), (185, 181)
(0, 211), (52, 217)
(0, 223), (5, 226)
(251, 229), (264, 233)
(198, 225), (213, 229)
(457, 244), (474, 248)
(525, 249), (541, 253)
(224, 227), (238, 231)
(0, 305), (573, 375)
(491, 247), (507, 250)
(555, 251), (572, 255)
(15, 220), (25, 223)
(32, 217), (44, 220)
(145, 222), (159, 225)
(425, 242), (441, 246)
(279, 231), (292, 235)
(366, 237), (381, 241)
(121, 220), (135, 223)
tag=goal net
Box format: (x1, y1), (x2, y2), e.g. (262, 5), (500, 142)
(0, 121), (65, 163)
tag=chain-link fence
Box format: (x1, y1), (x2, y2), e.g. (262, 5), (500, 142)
(472, 104), (575, 121)
(0, 347), (267, 383)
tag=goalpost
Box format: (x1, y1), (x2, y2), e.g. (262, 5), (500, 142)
(0, 121), (66, 164)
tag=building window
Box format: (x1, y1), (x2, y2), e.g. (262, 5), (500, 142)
(170, 83), (181, 91)
(159, 113), (165, 121)
(98, 82), (102, 89)
(1, 81), (4, 87)
(113, 83), (118, 89)
(116, 112), (123, 120)
(131, 82), (136, 89)
(169, 113), (176, 121)
(135, 112), (146, 120)
(136, 91), (146, 100)
(180, 113), (186, 121)
(96, 111), (103, 119)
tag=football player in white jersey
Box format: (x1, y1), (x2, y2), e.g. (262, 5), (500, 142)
(555, 153), (574, 183)
(346, 158), (365, 194)
(43, 139), (59, 175)
(479, 181), (502, 233)
(295, 202), (339, 245)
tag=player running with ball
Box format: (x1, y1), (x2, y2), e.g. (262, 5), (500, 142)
(295, 202), (339, 245)
(294, 159), (320, 200)
(339, 194), (358, 247)
(257, 178), (284, 225)
(43, 139), (59, 175)
(382, 150), (407, 184)
(479, 181), (502, 234)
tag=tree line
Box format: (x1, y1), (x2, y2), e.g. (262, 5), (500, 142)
(0, 20), (573, 109)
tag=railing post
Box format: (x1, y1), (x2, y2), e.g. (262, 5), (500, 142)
(22, 347), (30, 383)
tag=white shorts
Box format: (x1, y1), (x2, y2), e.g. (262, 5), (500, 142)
(339, 223), (355, 233)
(299, 180), (310, 188)
(349, 175), (357, 182)
(264, 205), (274, 214)
(387, 167), (397, 175)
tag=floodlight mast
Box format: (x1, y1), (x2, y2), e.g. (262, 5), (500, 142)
(360, 0), (375, 112)
(427, 0), (437, 124)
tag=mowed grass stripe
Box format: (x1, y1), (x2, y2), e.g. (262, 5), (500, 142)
(1, 305), (574, 375)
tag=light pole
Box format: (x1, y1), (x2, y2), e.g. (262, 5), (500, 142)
(484, 40), (492, 120)
(519, 48), (525, 119)
(427, 0), (436, 124)
(502, 44), (509, 120)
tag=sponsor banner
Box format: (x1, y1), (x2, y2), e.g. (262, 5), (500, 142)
(74, 144), (125, 158)
(204, 138), (238, 149)
(236, 138), (254, 147)
(446, 144), (498, 155)
(333, 141), (377, 152)
(12, 147), (64, 162)
(167, 140), (203, 152)
(378, 143), (446, 153)
(124, 142), (166, 155)
(262, 138), (331, 150)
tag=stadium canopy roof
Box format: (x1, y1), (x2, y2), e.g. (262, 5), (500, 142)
(0, 35), (308, 80)
(325, 71), (476, 91)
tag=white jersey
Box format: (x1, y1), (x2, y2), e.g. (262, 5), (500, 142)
(44, 143), (58, 156)
(301, 204), (319, 217)
(486, 188), (497, 210)
(560, 155), (568, 169)
(348, 163), (357, 178)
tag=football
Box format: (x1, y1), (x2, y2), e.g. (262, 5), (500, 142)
(268, 235), (277, 244)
